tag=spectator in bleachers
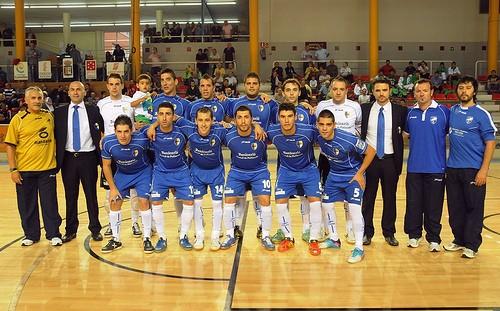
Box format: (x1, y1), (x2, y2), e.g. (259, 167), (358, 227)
(309, 74), (319, 93)
(222, 20), (233, 41)
(209, 48), (221, 73)
(271, 62), (284, 82)
(380, 60), (395, 77)
(148, 47), (162, 76)
(214, 63), (226, 85)
(143, 24), (155, 43)
(326, 59), (338, 78)
(374, 70), (386, 80)
(223, 43), (235, 68)
(105, 51), (113, 62)
(161, 22), (171, 42)
(194, 23), (203, 42)
(112, 44), (126, 62)
(304, 61), (319, 81)
(318, 69), (331, 85)
(172, 23), (182, 42)
(0, 100), (10, 124)
(84, 50), (94, 60)
(386, 69), (398, 87)
(314, 46), (330, 68)
(25, 28), (37, 46)
(0, 23), (14, 47)
(340, 62), (354, 83)
(3, 83), (16, 102)
(226, 62), (236, 76)
(224, 86), (238, 98)
(226, 71), (238, 88)
(358, 88), (371, 104)
(26, 42), (42, 82)
(436, 62), (447, 82)
(417, 60), (430, 79)
(298, 79), (312, 103)
(353, 78), (368, 97)
(487, 69), (499, 93)
(271, 71), (281, 95)
(68, 44), (83, 81)
(185, 80), (201, 102)
(318, 80), (330, 101)
(404, 61), (417, 75)
(285, 61), (298, 79)
(183, 64), (194, 85)
(41, 91), (55, 112)
(394, 71), (416, 97)
(447, 61), (461, 84)
(431, 71), (444, 92)
(183, 23), (192, 42)
(0, 67), (7, 86)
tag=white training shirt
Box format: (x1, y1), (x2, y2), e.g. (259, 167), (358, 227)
(315, 98), (362, 135)
(97, 95), (134, 136)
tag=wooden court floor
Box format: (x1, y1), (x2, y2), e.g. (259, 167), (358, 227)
(1, 150), (500, 310)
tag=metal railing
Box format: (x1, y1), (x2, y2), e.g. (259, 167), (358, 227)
(474, 60), (500, 78)
(144, 33), (249, 43)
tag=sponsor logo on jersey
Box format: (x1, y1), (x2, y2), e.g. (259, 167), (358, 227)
(430, 116), (438, 124)
(466, 116), (474, 124)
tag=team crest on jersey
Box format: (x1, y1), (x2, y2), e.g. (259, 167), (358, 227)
(296, 140), (304, 149)
(172, 103), (177, 111)
(334, 148), (340, 156)
(210, 138), (216, 146)
(466, 116), (474, 124)
(345, 111), (350, 118)
(212, 105), (218, 112)
(122, 106), (130, 114)
(258, 105), (264, 112)
(251, 142), (258, 150)
(298, 114), (305, 122)
(133, 149), (139, 157)
(430, 116), (438, 124)
(175, 137), (181, 146)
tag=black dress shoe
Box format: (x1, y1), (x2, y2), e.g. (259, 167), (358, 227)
(62, 232), (77, 243)
(362, 235), (372, 245)
(385, 235), (399, 246)
(92, 232), (103, 241)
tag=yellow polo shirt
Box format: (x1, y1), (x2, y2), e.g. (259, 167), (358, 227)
(4, 109), (56, 171)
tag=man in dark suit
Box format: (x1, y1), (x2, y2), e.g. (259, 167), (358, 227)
(360, 78), (407, 246)
(54, 81), (104, 242)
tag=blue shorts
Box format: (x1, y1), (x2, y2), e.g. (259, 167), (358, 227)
(322, 176), (364, 204)
(115, 166), (152, 199)
(275, 165), (321, 200)
(225, 168), (271, 197)
(191, 164), (225, 200)
(151, 168), (194, 202)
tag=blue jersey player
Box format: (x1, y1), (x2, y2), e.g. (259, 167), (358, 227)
(267, 103), (323, 256)
(316, 109), (376, 263)
(186, 74), (230, 122)
(101, 115), (154, 254)
(148, 102), (195, 252)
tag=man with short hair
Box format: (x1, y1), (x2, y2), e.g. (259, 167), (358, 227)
(187, 74), (229, 122)
(5, 86), (62, 247)
(444, 76), (496, 259)
(379, 60), (395, 77)
(404, 79), (449, 252)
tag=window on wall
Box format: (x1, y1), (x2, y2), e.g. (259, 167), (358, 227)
(104, 32), (130, 55)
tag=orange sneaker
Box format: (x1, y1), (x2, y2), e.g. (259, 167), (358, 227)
(309, 240), (321, 256)
(277, 237), (295, 252)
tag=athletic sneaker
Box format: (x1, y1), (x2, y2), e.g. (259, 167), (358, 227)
(154, 238), (167, 253)
(132, 222), (142, 238)
(21, 238), (35, 246)
(271, 229), (285, 244)
(256, 226), (262, 239)
(407, 237), (421, 248)
(320, 238), (341, 249)
(143, 238), (154, 254)
(234, 226), (243, 239)
(443, 242), (465, 252)
(428, 242), (441, 252)
(301, 229), (310, 243)
(210, 239), (221, 251)
(345, 230), (355, 244)
(193, 238), (204, 251)
(309, 240), (321, 256)
(179, 235), (193, 251)
(101, 239), (122, 253)
(277, 237), (295, 252)
(318, 228), (329, 242)
(104, 226), (112, 237)
(347, 247), (364, 263)
(261, 236), (275, 251)
(462, 248), (476, 259)
(220, 235), (237, 250)
(51, 237), (63, 246)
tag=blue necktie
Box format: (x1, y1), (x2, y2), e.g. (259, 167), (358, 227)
(376, 107), (385, 159)
(73, 106), (81, 152)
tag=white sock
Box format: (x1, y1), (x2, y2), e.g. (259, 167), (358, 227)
(276, 203), (293, 238)
(322, 202), (339, 241)
(253, 198), (262, 226)
(130, 189), (139, 224)
(260, 205), (272, 238)
(348, 203), (364, 250)
(309, 201), (322, 241)
(236, 197), (245, 226)
(152, 204), (165, 239)
(109, 210), (121, 241)
(104, 190), (110, 214)
(211, 200), (223, 240)
(140, 210), (152, 239)
(180, 204), (194, 238)
(344, 201), (352, 235)
(223, 202), (236, 238)
(194, 199), (205, 240)
(174, 199), (183, 224)
(299, 196), (310, 232)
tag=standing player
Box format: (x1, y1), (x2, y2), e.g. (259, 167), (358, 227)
(186, 74), (230, 122)
(97, 73), (142, 238)
(315, 76), (362, 244)
(267, 103), (323, 255)
(101, 116), (153, 253)
(445, 76), (496, 258)
(149, 102), (195, 251)
(316, 109), (376, 263)
(404, 79), (449, 251)
(221, 106), (274, 251)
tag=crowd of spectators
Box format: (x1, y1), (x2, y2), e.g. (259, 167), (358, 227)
(144, 20), (239, 43)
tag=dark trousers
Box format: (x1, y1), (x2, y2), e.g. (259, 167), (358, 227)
(318, 153), (330, 186)
(16, 169), (61, 241)
(404, 172), (445, 243)
(362, 156), (399, 238)
(62, 151), (101, 235)
(446, 168), (485, 252)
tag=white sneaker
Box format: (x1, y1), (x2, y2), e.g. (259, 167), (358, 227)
(51, 237), (63, 246)
(407, 237), (421, 248)
(210, 239), (221, 251)
(462, 248), (476, 259)
(428, 242), (441, 252)
(21, 239), (34, 246)
(193, 238), (204, 250)
(443, 242), (464, 252)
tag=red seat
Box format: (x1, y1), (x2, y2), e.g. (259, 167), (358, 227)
(446, 93), (458, 101)
(477, 75), (488, 82)
(433, 93), (446, 100)
(492, 93), (500, 100)
(359, 75), (370, 82)
(406, 94), (415, 101)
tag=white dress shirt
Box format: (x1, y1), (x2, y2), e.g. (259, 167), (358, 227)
(66, 102), (95, 152)
(366, 101), (394, 154)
